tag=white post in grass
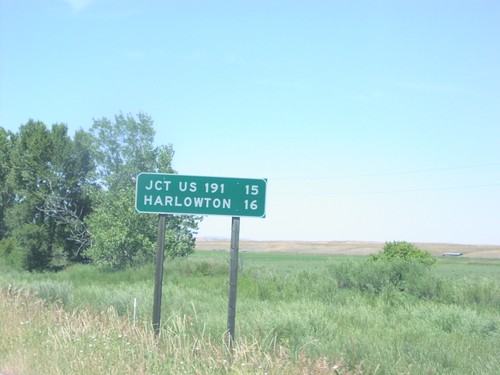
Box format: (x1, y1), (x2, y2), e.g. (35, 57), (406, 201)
(133, 297), (137, 329)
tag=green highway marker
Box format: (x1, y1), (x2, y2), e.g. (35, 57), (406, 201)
(137, 172), (267, 339)
(135, 173), (267, 218)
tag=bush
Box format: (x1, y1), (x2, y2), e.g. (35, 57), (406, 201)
(328, 258), (436, 295)
(0, 237), (25, 270)
(0, 225), (53, 271)
(85, 188), (197, 270)
(370, 241), (436, 267)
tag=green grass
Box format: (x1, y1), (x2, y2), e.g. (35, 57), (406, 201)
(193, 250), (349, 274)
(196, 250), (500, 279)
(435, 256), (500, 280)
(1, 252), (499, 374)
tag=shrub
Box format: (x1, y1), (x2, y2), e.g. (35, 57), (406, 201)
(0, 225), (53, 271)
(85, 188), (197, 270)
(328, 258), (436, 295)
(0, 237), (25, 270)
(370, 241), (436, 267)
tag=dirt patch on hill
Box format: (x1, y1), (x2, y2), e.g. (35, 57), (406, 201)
(195, 239), (500, 258)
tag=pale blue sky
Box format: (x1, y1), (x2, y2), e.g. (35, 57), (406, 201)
(1, 0), (499, 244)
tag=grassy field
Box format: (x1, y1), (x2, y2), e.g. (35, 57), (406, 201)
(1, 246), (499, 374)
(194, 239), (500, 258)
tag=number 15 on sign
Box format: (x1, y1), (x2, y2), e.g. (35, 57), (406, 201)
(244, 184), (260, 211)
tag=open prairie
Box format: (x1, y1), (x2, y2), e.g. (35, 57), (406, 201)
(195, 238), (500, 258)
(2, 245), (500, 373)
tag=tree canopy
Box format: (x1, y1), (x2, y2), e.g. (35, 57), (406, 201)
(0, 113), (200, 271)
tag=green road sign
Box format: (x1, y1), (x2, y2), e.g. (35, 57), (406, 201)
(135, 173), (267, 217)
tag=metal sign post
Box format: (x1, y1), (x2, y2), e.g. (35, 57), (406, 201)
(226, 217), (240, 349)
(152, 214), (166, 336)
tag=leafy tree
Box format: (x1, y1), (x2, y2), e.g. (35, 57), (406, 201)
(0, 128), (15, 240)
(90, 112), (174, 190)
(38, 127), (95, 262)
(1, 113), (199, 271)
(13, 223), (51, 271)
(84, 113), (200, 269)
(84, 187), (156, 269)
(0, 237), (23, 269)
(84, 186), (198, 270)
(1, 121), (95, 270)
(3, 121), (54, 270)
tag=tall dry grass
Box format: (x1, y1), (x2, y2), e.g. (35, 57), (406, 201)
(0, 286), (348, 375)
